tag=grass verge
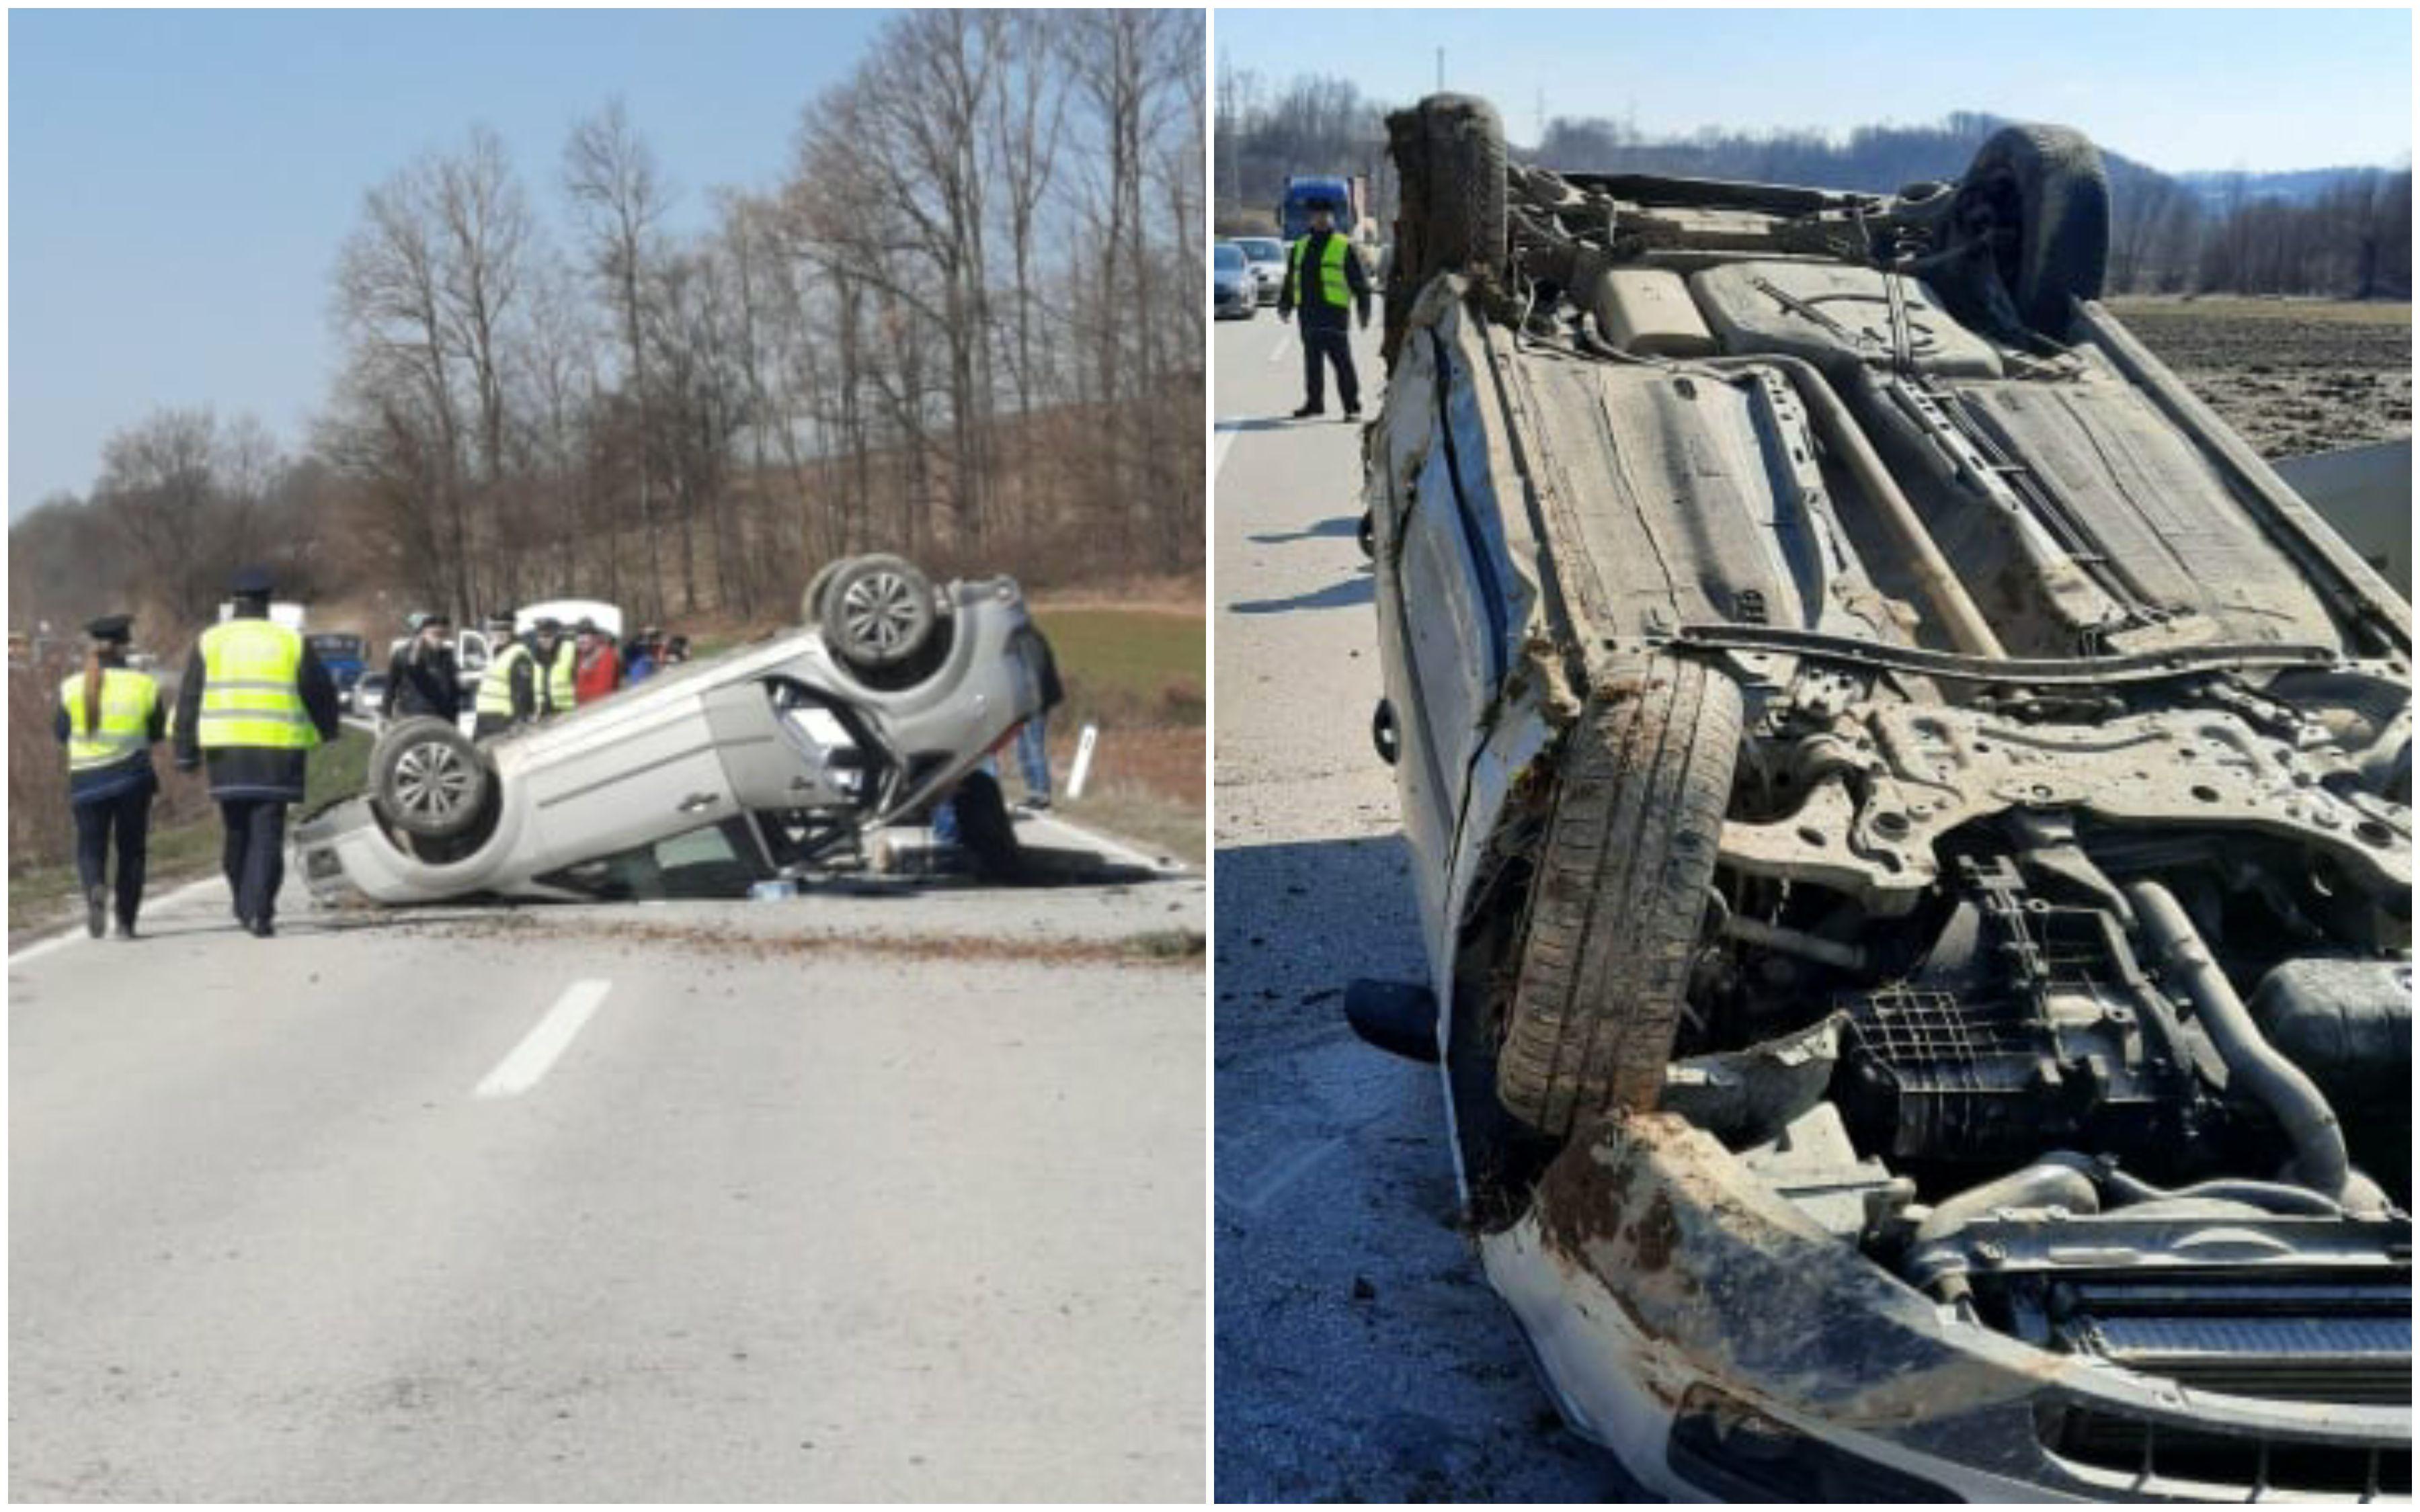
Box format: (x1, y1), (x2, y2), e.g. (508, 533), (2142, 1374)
(8, 728), (372, 927)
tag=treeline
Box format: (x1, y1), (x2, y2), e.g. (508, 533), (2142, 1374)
(1210, 71), (2411, 301)
(1213, 66), (1394, 235)
(1535, 112), (2413, 300)
(15, 9), (1204, 644)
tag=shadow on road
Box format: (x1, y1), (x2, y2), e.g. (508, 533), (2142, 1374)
(1247, 516), (1359, 546)
(1214, 833), (1637, 1503)
(1229, 575), (1373, 615)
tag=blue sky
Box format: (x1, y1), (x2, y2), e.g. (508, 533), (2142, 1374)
(9, 8), (893, 514)
(1218, 7), (2413, 170)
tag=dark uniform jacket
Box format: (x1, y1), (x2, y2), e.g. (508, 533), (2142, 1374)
(384, 642), (462, 722)
(1033, 632), (1065, 713)
(1277, 228), (1373, 331)
(171, 613), (344, 802)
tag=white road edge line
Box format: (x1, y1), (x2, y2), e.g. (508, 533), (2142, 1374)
(1266, 330), (1291, 366)
(475, 980), (612, 1099)
(8, 875), (228, 966)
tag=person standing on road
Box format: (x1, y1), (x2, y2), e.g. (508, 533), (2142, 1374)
(1277, 196), (1372, 421)
(1016, 629), (1066, 811)
(55, 614), (166, 940)
(471, 612), (542, 739)
(624, 627), (659, 683)
(172, 568), (341, 938)
(382, 611), (461, 725)
(573, 618), (621, 705)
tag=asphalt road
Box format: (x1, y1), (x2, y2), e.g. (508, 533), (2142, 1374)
(11, 859), (1205, 1501)
(1211, 309), (1638, 1501)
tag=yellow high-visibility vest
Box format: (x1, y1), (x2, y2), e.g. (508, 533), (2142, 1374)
(1289, 234), (1352, 310)
(547, 640), (577, 714)
(59, 669), (159, 771)
(197, 620), (317, 750)
(477, 640), (534, 719)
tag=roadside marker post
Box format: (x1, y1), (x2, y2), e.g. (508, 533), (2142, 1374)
(1067, 722), (1100, 800)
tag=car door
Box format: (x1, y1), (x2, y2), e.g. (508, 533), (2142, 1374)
(1373, 313), (1514, 943)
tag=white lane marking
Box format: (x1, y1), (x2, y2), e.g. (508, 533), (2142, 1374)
(8, 875), (229, 966)
(1266, 330), (1292, 366)
(1213, 427), (1238, 480)
(475, 980), (612, 1099)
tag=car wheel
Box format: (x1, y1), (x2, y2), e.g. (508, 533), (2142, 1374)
(372, 716), (493, 839)
(1385, 93), (1506, 367)
(820, 554), (936, 672)
(1357, 507), (1376, 560)
(1496, 655), (1742, 1136)
(801, 557), (848, 624)
(1954, 124), (2109, 337)
(951, 769), (1022, 883)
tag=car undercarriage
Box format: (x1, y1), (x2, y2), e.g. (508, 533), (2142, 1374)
(1363, 94), (2413, 1500)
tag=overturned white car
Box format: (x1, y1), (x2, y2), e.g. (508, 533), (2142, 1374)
(298, 556), (1044, 904)
(1354, 95), (2411, 1501)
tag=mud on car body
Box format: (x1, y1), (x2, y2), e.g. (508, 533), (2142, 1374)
(1358, 94), (2411, 1501)
(297, 556), (1045, 905)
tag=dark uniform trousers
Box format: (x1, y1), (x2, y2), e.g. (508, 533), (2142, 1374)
(220, 798), (288, 927)
(1302, 324), (1360, 412)
(73, 788), (151, 927)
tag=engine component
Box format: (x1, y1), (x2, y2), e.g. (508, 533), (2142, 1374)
(2127, 880), (2372, 1209)
(2249, 958), (2413, 1099)
(2250, 956), (2411, 1198)
(1835, 858), (2208, 1171)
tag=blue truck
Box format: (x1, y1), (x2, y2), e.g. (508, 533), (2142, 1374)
(306, 631), (368, 693)
(1277, 174), (1368, 242)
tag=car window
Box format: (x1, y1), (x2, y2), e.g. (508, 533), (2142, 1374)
(1214, 244), (1244, 271)
(1239, 239), (1281, 260)
(536, 818), (770, 901)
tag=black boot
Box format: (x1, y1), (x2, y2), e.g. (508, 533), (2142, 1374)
(1290, 403), (1324, 419)
(86, 886), (108, 940)
(249, 917), (276, 939)
(114, 917), (140, 942)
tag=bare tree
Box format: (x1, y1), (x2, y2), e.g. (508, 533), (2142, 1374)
(565, 98), (675, 619)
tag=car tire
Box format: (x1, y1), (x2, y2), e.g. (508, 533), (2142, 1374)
(1955, 124), (2109, 337)
(1385, 93), (1506, 367)
(802, 557), (848, 624)
(951, 769), (1022, 883)
(819, 554), (936, 673)
(1496, 656), (1741, 1136)
(372, 716), (493, 839)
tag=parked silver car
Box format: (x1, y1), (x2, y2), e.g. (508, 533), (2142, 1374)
(1358, 95), (2411, 1501)
(1213, 243), (1257, 321)
(298, 556), (1044, 905)
(1234, 235), (1287, 305)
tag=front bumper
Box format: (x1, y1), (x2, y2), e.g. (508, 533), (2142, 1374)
(1490, 1111), (2411, 1501)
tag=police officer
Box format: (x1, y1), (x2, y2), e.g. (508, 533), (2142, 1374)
(1278, 196), (1373, 420)
(382, 611), (461, 724)
(472, 611), (542, 739)
(172, 568), (341, 937)
(55, 614), (166, 939)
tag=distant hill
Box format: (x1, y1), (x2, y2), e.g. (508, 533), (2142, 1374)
(2173, 167), (2401, 212)
(1526, 111), (2179, 203)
